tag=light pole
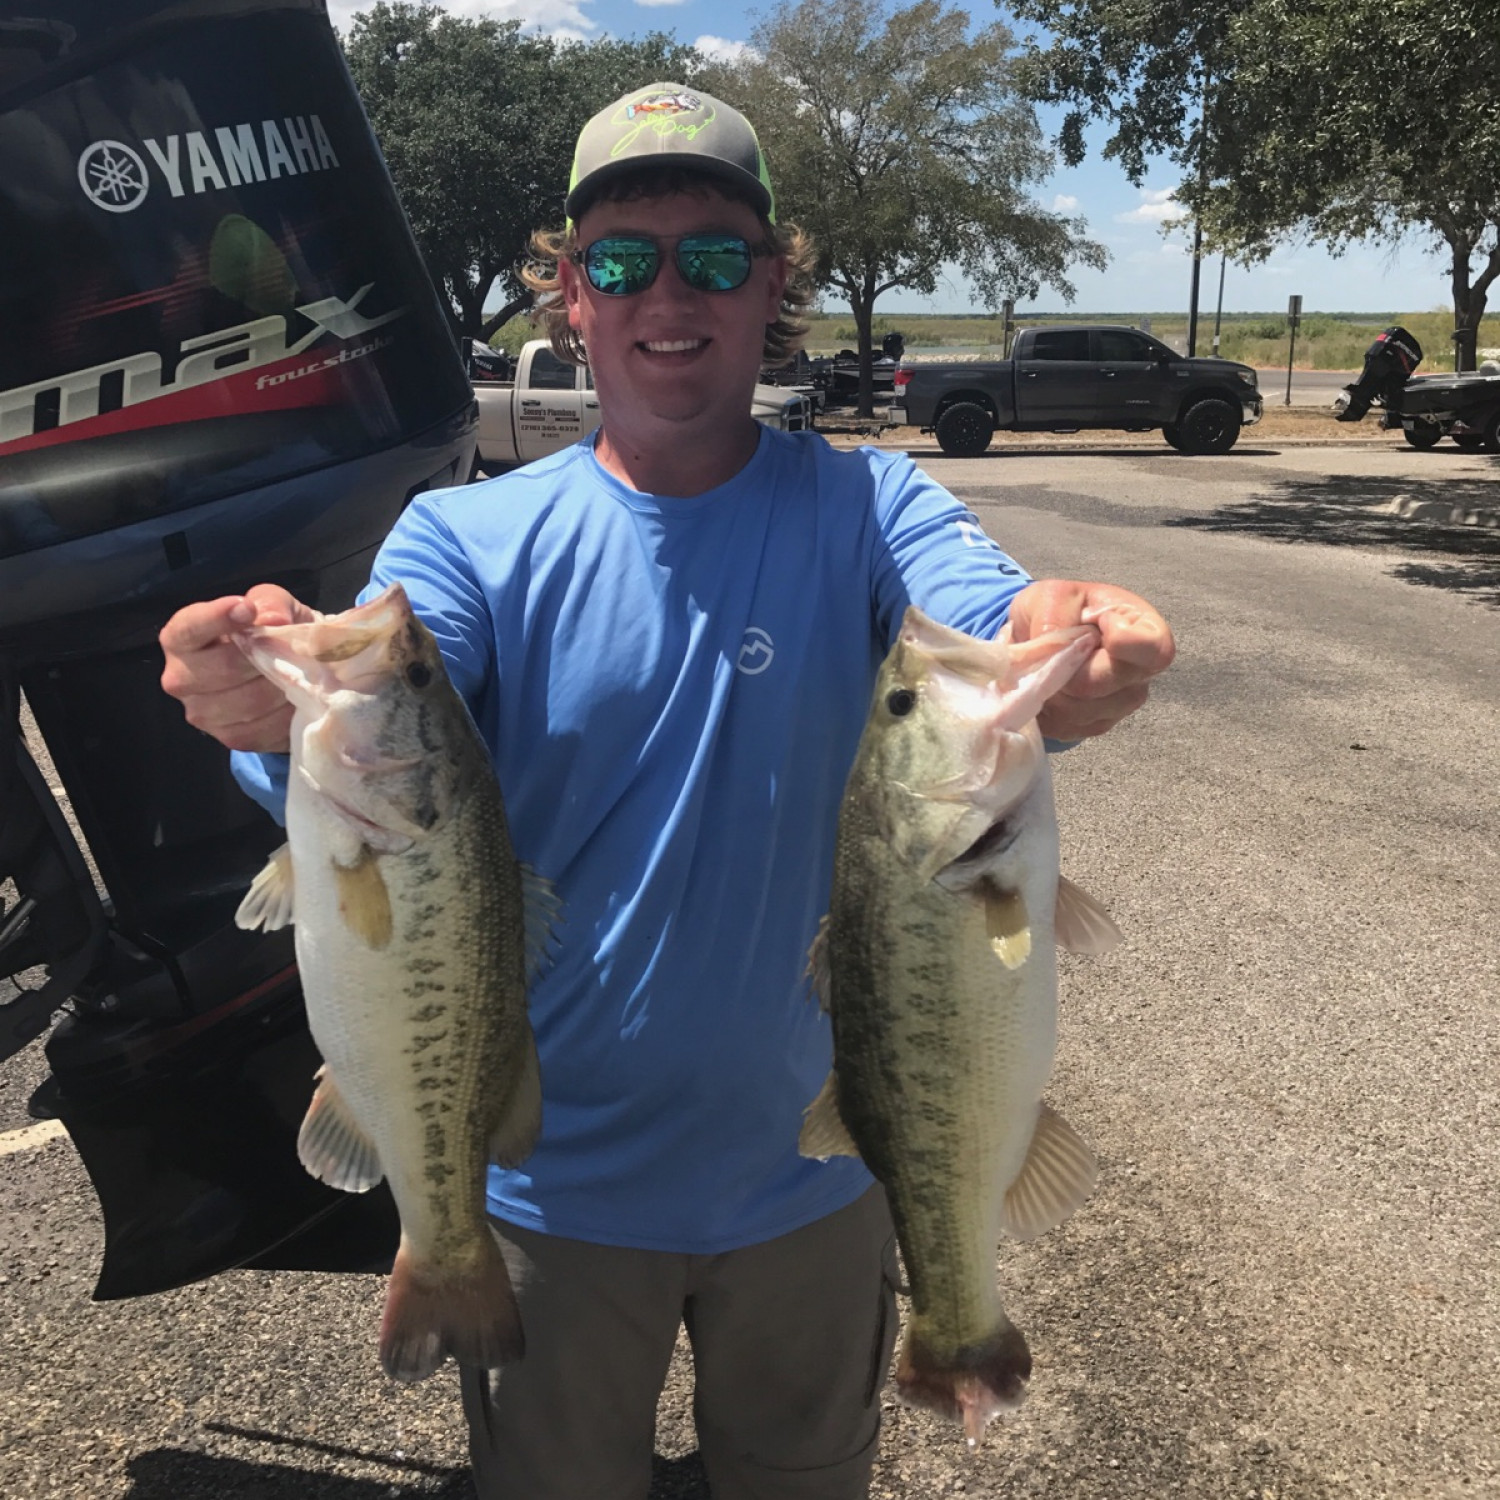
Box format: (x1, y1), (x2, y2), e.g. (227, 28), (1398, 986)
(1212, 254), (1227, 355)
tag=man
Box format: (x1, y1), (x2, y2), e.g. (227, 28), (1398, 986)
(160, 84), (1173, 1500)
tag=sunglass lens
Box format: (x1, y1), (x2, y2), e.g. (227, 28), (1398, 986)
(584, 238), (659, 296)
(677, 236), (754, 292)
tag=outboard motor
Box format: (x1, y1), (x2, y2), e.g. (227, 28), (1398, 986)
(0, 0), (476, 1297)
(1335, 325), (1423, 421)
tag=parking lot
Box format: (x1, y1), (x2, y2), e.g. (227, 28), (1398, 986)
(3, 435), (1498, 1499)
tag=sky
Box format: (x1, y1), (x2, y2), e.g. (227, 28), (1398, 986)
(324, 0), (1459, 319)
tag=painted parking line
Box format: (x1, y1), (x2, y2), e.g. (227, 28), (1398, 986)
(0, 1118), (67, 1157)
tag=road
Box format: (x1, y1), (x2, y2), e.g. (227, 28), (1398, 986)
(3, 441), (1498, 1498)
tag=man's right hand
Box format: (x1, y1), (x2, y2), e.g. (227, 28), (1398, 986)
(159, 584), (315, 753)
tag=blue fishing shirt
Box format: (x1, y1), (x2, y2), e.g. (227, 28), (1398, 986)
(234, 428), (1030, 1252)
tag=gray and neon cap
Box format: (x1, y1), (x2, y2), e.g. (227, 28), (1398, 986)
(565, 83), (776, 225)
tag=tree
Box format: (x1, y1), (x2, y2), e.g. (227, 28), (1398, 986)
(342, 4), (706, 341)
(1011, 0), (1500, 369)
(705, 0), (1107, 415)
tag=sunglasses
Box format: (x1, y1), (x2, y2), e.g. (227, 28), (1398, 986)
(574, 234), (769, 297)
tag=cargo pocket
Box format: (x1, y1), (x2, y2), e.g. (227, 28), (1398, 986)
(864, 1233), (903, 1409)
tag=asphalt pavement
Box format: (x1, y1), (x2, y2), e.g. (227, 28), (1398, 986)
(3, 439), (1498, 1498)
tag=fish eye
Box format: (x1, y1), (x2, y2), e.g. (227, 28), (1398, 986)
(406, 662), (433, 689)
(886, 687), (916, 717)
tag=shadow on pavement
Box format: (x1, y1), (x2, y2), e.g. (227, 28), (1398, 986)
(124, 1449), (473, 1498)
(125, 1430), (710, 1499)
(1167, 469), (1500, 606)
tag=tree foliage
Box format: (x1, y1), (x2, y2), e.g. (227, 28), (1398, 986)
(704, 0), (1107, 413)
(1010, 0), (1500, 367)
(342, 4), (705, 339)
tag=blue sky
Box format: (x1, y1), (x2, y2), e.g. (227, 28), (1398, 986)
(326, 0), (1458, 319)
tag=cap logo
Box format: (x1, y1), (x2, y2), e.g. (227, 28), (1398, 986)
(612, 91), (715, 158)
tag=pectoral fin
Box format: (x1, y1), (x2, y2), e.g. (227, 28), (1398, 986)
(985, 887), (1031, 969)
(798, 1071), (862, 1161)
(298, 1066), (384, 1193)
(1000, 1102), (1098, 1241)
(236, 842), (295, 931)
(1055, 876), (1122, 954)
(334, 848), (393, 950)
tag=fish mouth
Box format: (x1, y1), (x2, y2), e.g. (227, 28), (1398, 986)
(935, 815), (1019, 890)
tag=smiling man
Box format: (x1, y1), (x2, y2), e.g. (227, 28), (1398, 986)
(158, 84), (1174, 1500)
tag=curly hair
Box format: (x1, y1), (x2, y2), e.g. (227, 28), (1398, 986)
(520, 166), (818, 370)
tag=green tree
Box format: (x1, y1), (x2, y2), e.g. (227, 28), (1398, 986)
(342, 4), (705, 341)
(1010, 0), (1500, 369)
(706, 0), (1107, 415)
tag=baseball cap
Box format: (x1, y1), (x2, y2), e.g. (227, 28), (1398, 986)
(565, 83), (776, 225)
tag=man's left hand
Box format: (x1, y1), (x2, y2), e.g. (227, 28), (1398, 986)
(1003, 579), (1176, 742)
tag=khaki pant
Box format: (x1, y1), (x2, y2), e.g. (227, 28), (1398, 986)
(460, 1187), (899, 1500)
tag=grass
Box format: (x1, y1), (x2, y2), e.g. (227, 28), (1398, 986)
(800, 309), (1500, 372)
(483, 307), (1500, 373)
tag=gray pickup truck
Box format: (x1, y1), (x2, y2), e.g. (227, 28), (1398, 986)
(892, 324), (1264, 456)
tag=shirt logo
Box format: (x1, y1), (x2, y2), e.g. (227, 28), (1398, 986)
(737, 627), (774, 676)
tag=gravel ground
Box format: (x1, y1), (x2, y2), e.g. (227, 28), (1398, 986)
(3, 435), (1498, 1499)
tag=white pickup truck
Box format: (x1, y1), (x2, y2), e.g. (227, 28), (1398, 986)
(471, 339), (817, 473)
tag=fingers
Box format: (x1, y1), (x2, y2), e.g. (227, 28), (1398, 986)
(1007, 579), (1176, 740)
(159, 587), (305, 755)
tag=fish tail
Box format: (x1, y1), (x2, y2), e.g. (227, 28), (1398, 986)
(894, 1316), (1031, 1446)
(379, 1232), (524, 1382)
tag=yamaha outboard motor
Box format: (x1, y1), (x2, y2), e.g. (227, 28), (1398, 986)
(0, 0), (476, 1296)
(1335, 325), (1423, 421)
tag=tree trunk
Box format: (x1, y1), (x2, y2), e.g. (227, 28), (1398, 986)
(480, 293), (533, 343)
(850, 275), (878, 420)
(1449, 233), (1480, 372)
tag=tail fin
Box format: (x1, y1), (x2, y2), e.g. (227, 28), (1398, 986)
(895, 1317), (1031, 1447)
(379, 1233), (524, 1382)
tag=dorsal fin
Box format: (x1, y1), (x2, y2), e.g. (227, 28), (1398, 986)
(521, 864), (562, 982)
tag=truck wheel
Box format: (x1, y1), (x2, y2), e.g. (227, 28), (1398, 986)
(1162, 422), (1183, 451)
(1403, 423), (1442, 450)
(1481, 406), (1500, 453)
(1452, 433), (1485, 450)
(934, 402), (995, 457)
(1174, 399), (1241, 455)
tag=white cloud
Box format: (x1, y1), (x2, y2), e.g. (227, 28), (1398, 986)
(1116, 187), (1187, 226)
(1050, 193), (1079, 213)
(636, 0), (690, 6)
(693, 34), (757, 63)
(328, 0), (597, 41)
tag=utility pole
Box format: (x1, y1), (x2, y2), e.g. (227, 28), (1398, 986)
(1212, 254), (1227, 355)
(1188, 221), (1203, 356)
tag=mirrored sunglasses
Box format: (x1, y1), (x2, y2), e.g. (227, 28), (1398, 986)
(576, 234), (766, 297)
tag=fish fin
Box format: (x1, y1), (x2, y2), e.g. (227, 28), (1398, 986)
(1055, 876), (1122, 954)
(806, 915), (832, 1012)
(380, 1231), (524, 1382)
(489, 1029), (542, 1169)
(334, 849), (393, 950)
(984, 886), (1031, 969)
(520, 864), (561, 982)
(895, 1316), (1031, 1446)
(798, 1071), (862, 1161)
(1001, 1102), (1098, 1241)
(297, 1066), (384, 1193)
(235, 842), (295, 931)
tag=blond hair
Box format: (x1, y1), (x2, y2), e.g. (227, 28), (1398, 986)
(520, 169), (818, 370)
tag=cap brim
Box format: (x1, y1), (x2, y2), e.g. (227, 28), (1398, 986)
(565, 157), (773, 223)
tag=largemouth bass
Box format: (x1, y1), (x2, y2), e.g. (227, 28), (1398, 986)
(233, 583), (549, 1381)
(802, 606), (1120, 1444)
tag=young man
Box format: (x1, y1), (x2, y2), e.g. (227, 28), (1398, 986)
(160, 85), (1174, 1500)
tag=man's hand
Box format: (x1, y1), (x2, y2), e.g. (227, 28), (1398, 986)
(1003, 579), (1175, 742)
(159, 584), (315, 753)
